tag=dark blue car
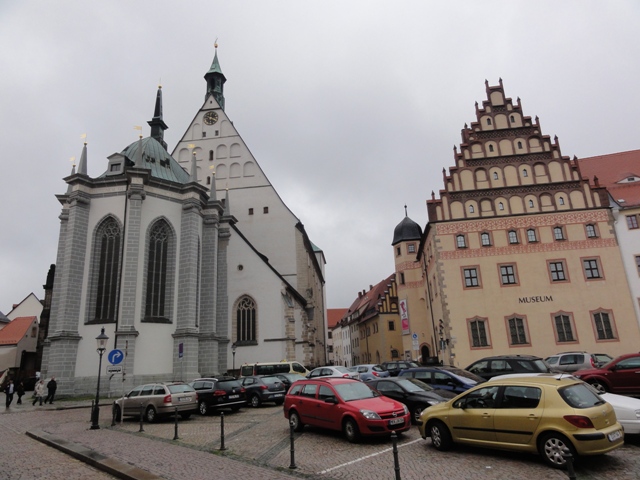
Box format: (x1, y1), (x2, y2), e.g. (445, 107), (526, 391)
(398, 366), (485, 393)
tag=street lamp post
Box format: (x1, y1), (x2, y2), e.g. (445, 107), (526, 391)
(90, 327), (109, 430)
(231, 342), (237, 376)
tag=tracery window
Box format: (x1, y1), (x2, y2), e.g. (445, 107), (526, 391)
(145, 221), (170, 320)
(94, 218), (121, 322)
(236, 296), (257, 343)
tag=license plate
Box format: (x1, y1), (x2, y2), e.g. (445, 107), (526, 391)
(178, 397), (190, 402)
(229, 395), (239, 399)
(389, 418), (404, 425)
(608, 430), (622, 442)
(273, 393), (283, 397)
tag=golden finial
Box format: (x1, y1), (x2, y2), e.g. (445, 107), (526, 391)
(187, 143), (196, 150)
(158, 77), (162, 89)
(133, 125), (142, 139)
(209, 165), (215, 174)
(69, 156), (76, 167)
(214, 38), (218, 49)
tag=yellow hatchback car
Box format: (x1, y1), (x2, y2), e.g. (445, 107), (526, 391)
(418, 376), (624, 469)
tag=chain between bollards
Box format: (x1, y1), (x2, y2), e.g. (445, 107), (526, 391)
(391, 431), (401, 480)
(173, 406), (179, 440)
(563, 449), (577, 480)
(289, 420), (297, 469)
(218, 411), (226, 451)
(138, 403), (144, 432)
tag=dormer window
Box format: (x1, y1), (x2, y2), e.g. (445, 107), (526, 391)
(110, 163), (121, 172)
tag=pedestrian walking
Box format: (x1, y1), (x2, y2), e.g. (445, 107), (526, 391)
(44, 377), (57, 404)
(32, 379), (45, 406)
(4, 379), (15, 408)
(16, 382), (25, 404)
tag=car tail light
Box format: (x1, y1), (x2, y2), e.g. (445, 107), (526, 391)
(163, 394), (172, 404)
(240, 387), (246, 393)
(260, 385), (268, 390)
(590, 357), (596, 368)
(214, 390), (227, 396)
(343, 373), (350, 377)
(195, 393), (198, 401)
(373, 371), (379, 377)
(563, 415), (594, 428)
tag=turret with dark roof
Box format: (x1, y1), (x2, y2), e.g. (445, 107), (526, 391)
(204, 45), (226, 109)
(147, 85), (168, 150)
(392, 207), (422, 246)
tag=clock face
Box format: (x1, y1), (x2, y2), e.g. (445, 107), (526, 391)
(204, 111), (218, 125)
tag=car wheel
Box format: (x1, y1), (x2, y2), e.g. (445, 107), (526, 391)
(589, 380), (608, 394)
(412, 405), (425, 425)
(180, 413), (191, 420)
(289, 410), (304, 432)
(145, 406), (157, 423)
(429, 420), (453, 451)
(250, 394), (262, 408)
(199, 400), (208, 416)
(343, 418), (360, 443)
(538, 432), (576, 469)
(113, 404), (122, 422)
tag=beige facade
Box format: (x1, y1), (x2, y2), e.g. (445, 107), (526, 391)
(420, 81), (640, 368)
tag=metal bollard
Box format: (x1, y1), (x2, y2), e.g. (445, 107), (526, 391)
(391, 431), (401, 480)
(90, 400), (94, 424)
(138, 403), (144, 432)
(289, 420), (297, 469)
(173, 407), (179, 440)
(563, 449), (577, 480)
(219, 412), (226, 451)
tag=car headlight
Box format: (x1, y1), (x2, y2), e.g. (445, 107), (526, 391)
(635, 409), (640, 420)
(403, 404), (409, 415)
(426, 400), (441, 406)
(360, 409), (381, 420)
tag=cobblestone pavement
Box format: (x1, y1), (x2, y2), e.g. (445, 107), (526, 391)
(2, 396), (640, 480)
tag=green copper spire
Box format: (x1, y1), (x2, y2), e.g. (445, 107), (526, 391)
(204, 43), (226, 110)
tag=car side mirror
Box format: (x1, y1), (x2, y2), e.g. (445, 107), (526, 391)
(454, 398), (467, 409)
(325, 397), (338, 404)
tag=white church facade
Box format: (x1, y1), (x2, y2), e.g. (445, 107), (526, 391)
(42, 48), (327, 396)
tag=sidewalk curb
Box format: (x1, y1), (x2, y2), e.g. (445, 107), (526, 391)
(26, 430), (162, 480)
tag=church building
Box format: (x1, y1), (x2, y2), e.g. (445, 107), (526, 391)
(42, 47), (327, 396)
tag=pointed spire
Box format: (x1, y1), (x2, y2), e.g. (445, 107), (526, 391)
(204, 42), (227, 109)
(135, 135), (144, 167)
(148, 85), (168, 150)
(77, 142), (88, 175)
(190, 152), (198, 182)
(223, 187), (230, 216)
(208, 167), (217, 203)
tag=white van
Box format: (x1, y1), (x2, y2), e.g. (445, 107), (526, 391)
(240, 361), (309, 377)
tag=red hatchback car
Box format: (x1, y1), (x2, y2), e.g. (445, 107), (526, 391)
(574, 353), (640, 395)
(283, 377), (411, 442)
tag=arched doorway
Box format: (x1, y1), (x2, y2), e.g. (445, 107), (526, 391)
(420, 345), (431, 365)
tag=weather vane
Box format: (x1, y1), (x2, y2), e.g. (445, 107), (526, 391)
(133, 125), (142, 139)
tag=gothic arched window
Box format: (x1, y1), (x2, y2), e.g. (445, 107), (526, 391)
(93, 217), (121, 323)
(145, 220), (171, 321)
(236, 296), (257, 343)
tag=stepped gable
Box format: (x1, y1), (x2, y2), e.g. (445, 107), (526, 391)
(427, 79), (609, 222)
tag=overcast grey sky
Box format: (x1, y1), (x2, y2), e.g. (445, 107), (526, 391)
(1, 1), (639, 312)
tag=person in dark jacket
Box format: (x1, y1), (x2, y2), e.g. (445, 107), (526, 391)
(4, 379), (15, 408)
(44, 377), (57, 404)
(16, 382), (25, 404)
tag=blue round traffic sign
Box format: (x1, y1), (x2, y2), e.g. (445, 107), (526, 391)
(108, 349), (124, 365)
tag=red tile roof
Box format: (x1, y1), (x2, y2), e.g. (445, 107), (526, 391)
(578, 149), (640, 207)
(0, 316), (37, 345)
(327, 309), (347, 329)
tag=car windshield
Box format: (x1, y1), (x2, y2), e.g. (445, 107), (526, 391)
(168, 384), (195, 393)
(559, 383), (605, 409)
(444, 368), (484, 383)
(218, 379), (242, 389)
(398, 378), (434, 392)
(334, 366), (351, 374)
(335, 382), (380, 401)
(261, 376), (282, 385)
(372, 365), (385, 372)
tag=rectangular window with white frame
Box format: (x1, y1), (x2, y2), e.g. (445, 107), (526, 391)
(548, 260), (569, 282)
(462, 266), (481, 288)
(499, 264), (518, 286)
(582, 257), (603, 280)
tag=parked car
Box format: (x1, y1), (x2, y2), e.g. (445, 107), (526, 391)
(272, 373), (306, 390)
(348, 364), (390, 382)
(240, 375), (286, 407)
(594, 353), (614, 366)
(380, 361), (420, 377)
(113, 382), (198, 422)
(307, 366), (359, 380)
(465, 355), (551, 380)
(418, 376), (624, 469)
(544, 352), (601, 372)
(488, 373), (640, 435)
(398, 366), (484, 393)
(189, 377), (247, 415)
(574, 352), (640, 395)
(284, 377), (411, 442)
(368, 377), (456, 424)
